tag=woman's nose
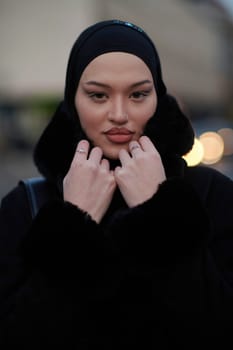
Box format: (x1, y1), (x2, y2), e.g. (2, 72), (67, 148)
(108, 101), (128, 123)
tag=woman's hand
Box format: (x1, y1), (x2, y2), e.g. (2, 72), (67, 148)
(114, 136), (166, 207)
(63, 140), (116, 223)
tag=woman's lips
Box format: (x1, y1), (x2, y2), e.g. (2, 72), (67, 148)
(106, 134), (133, 143)
(105, 128), (134, 144)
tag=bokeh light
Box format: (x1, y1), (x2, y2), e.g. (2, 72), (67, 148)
(199, 131), (224, 164)
(183, 137), (204, 166)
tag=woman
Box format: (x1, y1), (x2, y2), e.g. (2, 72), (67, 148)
(0, 19), (233, 348)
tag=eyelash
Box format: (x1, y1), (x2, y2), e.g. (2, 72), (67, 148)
(88, 92), (106, 101)
(131, 91), (150, 99)
(87, 90), (151, 102)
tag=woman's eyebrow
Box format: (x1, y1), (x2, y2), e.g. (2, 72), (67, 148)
(130, 80), (153, 88)
(84, 81), (110, 88)
(83, 79), (153, 88)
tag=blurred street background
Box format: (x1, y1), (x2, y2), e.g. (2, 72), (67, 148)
(1, 0), (233, 200)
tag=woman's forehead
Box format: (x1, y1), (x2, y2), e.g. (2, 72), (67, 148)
(79, 52), (153, 80)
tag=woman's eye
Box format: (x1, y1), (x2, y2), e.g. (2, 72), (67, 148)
(131, 91), (150, 99)
(88, 92), (107, 101)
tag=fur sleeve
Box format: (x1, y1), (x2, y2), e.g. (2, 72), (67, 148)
(22, 200), (109, 280)
(108, 177), (210, 265)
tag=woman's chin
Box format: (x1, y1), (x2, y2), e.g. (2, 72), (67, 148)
(102, 149), (119, 160)
(103, 144), (129, 160)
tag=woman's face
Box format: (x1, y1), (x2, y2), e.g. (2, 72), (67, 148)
(75, 52), (157, 159)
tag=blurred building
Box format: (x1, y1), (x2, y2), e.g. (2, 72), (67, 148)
(0, 0), (232, 115)
(0, 0), (233, 198)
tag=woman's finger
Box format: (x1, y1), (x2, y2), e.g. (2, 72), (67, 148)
(70, 140), (89, 167)
(100, 158), (110, 170)
(88, 146), (103, 164)
(129, 141), (143, 157)
(118, 148), (131, 166)
(139, 135), (159, 154)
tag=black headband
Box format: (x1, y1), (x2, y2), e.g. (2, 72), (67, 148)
(64, 19), (167, 118)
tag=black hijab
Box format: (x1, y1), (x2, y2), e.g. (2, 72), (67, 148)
(64, 19), (167, 122)
(33, 19), (194, 182)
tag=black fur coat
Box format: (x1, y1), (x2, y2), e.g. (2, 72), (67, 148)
(1, 97), (233, 349)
